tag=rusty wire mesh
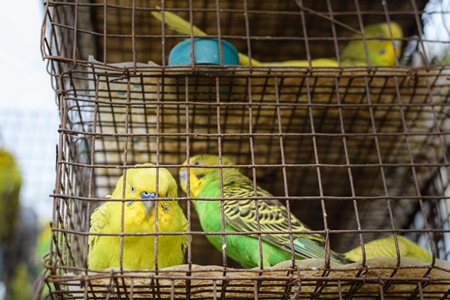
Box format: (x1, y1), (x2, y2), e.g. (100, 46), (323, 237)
(38, 0), (450, 299)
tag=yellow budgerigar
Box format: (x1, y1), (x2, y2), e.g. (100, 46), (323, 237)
(151, 7), (403, 67)
(344, 235), (432, 263)
(0, 149), (21, 244)
(340, 22), (403, 66)
(88, 164), (188, 270)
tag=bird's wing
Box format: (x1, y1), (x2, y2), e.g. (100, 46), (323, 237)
(224, 190), (350, 263)
(222, 176), (326, 249)
(89, 203), (111, 249)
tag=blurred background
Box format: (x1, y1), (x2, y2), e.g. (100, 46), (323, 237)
(0, 1), (58, 299)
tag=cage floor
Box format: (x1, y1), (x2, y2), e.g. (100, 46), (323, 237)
(40, 258), (450, 299)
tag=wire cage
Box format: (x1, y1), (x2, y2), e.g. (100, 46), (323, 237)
(38, 0), (450, 299)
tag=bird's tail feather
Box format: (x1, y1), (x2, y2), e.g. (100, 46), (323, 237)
(293, 237), (350, 264)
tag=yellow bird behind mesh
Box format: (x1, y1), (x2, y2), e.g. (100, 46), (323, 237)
(151, 7), (403, 67)
(88, 164), (188, 270)
(340, 22), (403, 66)
(0, 149), (21, 244)
(344, 235), (432, 263)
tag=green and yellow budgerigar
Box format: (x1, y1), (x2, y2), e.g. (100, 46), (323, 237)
(0, 149), (21, 244)
(151, 7), (403, 67)
(179, 154), (349, 268)
(88, 164), (188, 270)
(344, 235), (432, 263)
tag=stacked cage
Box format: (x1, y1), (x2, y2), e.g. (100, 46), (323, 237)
(38, 0), (450, 299)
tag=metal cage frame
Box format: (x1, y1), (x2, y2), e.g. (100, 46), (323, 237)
(37, 0), (450, 299)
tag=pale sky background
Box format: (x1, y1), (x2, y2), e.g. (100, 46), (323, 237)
(0, 1), (59, 220)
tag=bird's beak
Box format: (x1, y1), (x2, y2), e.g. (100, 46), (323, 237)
(142, 200), (155, 218)
(179, 169), (187, 182)
(179, 169), (188, 191)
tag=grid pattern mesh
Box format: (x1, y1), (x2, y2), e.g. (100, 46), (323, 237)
(38, 0), (450, 299)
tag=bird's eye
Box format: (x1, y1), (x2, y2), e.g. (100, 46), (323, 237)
(126, 201), (134, 206)
(194, 161), (201, 166)
(141, 191), (157, 199)
(131, 186), (136, 193)
(379, 49), (386, 55)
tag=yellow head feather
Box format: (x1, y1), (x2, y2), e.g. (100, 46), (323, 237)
(341, 22), (403, 66)
(179, 155), (235, 197)
(111, 163), (178, 200)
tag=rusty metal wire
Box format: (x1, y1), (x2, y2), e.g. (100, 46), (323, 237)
(38, 0), (450, 299)
(42, 0), (434, 68)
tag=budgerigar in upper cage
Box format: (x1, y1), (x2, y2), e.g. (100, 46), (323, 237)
(152, 7), (403, 67)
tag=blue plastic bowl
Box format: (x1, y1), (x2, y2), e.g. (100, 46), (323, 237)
(168, 38), (239, 66)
